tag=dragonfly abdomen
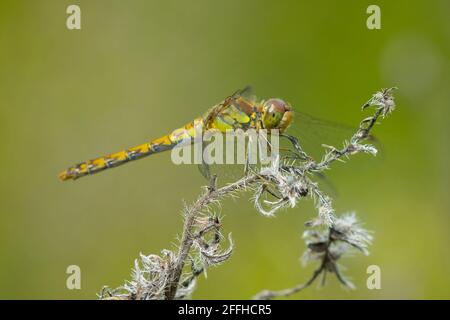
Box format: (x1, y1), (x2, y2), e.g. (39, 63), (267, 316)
(59, 143), (158, 181)
(59, 119), (202, 181)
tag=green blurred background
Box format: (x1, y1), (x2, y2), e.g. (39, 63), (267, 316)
(1, 0), (449, 299)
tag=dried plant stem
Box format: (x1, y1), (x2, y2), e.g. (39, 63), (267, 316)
(254, 268), (324, 300)
(101, 87), (395, 300)
(164, 175), (261, 299)
(253, 225), (357, 300)
(164, 88), (395, 299)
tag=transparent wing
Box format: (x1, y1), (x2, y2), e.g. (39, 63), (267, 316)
(198, 161), (248, 186)
(197, 143), (251, 187)
(203, 86), (257, 130)
(198, 138), (342, 196)
(231, 85), (256, 101)
(279, 111), (382, 196)
(198, 86), (259, 185)
(284, 111), (364, 160)
(197, 130), (269, 187)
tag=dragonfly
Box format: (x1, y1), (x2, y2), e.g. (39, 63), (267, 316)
(59, 87), (355, 182)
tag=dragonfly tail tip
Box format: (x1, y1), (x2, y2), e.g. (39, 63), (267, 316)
(58, 170), (72, 181)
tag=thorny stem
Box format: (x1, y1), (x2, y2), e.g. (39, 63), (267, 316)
(253, 226), (353, 300)
(253, 232), (332, 300)
(164, 174), (261, 299)
(101, 87), (395, 300)
(254, 264), (324, 300)
(165, 89), (386, 298)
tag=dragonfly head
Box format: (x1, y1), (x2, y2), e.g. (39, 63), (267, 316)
(262, 98), (293, 132)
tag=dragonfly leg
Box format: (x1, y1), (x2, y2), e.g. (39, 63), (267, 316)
(278, 147), (306, 162)
(244, 139), (252, 177)
(244, 151), (251, 177)
(244, 141), (259, 177)
(197, 139), (214, 181)
(197, 161), (211, 181)
(280, 134), (311, 161)
(208, 174), (218, 192)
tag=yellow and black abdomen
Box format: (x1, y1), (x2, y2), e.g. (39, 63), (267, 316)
(59, 118), (203, 181)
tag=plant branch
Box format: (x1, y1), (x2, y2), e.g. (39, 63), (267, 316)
(164, 174), (261, 299)
(99, 87), (396, 300)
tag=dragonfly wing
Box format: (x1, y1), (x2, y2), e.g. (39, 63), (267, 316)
(197, 158), (248, 186)
(204, 87), (258, 132)
(196, 131), (263, 186)
(227, 85), (256, 102)
(284, 111), (359, 159)
(197, 139), (213, 181)
(196, 87), (259, 185)
(280, 111), (382, 196)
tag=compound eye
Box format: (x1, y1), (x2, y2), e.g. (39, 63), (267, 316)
(265, 98), (287, 113)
